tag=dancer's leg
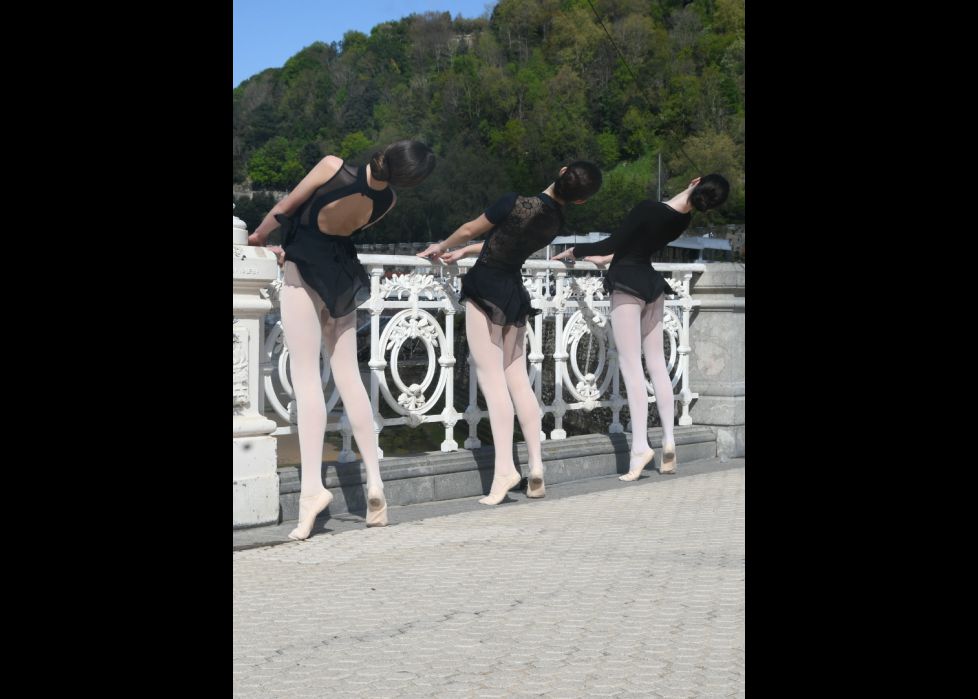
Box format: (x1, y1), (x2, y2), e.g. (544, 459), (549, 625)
(641, 295), (677, 473)
(502, 324), (545, 497)
(466, 301), (521, 505)
(323, 307), (389, 524)
(611, 292), (655, 480)
(280, 262), (333, 538)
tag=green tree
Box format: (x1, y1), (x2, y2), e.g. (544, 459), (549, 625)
(299, 142), (323, 171)
(247, 137), (305, 189)
(233, 192), (279, 238)
(666, 130), (743, 223)
(340, 132), (373, 159)
(595, 132), (620, 167)
(233, 0), (746, 231)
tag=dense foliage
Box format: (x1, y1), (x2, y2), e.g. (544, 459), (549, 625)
(233, 0), (744, 240)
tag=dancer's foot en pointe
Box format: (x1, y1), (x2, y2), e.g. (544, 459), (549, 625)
(288, 490), (334, 540)
(659, 444), (677, 474)
(479, 471), (522, 505)
(526, 465), (546, 498)
(365, 485), (388, 527)
(620, 449), (655, 481)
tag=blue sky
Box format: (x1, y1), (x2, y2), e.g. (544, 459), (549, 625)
(234, 0), (498, 87)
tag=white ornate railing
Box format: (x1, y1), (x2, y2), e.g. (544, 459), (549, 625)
(261, 255), (705, 461)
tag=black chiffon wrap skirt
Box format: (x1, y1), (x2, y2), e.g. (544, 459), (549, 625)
(279, 215), (370, 318)
(460, 261), (539, 327)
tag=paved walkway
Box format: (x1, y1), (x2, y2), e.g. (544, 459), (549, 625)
(233, 459), (745, 697)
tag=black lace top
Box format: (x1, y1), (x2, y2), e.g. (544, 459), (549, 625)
(475, 192), (565, 272)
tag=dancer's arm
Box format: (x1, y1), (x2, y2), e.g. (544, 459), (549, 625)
(554, 200), (653, 261)
(416, 215), (495, 259)
(663, 176), (701, 210)
(440, 242), (483, 263)
(248, 155), (343, 246)
(417, 192), (516, 259)
(551, 250), (614, 265)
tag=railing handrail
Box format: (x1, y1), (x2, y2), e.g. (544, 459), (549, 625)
(355, 254), (707, 274)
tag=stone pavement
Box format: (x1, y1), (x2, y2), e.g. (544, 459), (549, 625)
(233, 459), (745, 697)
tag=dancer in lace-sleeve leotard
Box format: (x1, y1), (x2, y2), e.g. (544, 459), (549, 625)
(418, 162), (603, 504)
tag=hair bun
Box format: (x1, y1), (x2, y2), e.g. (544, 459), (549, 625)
(554, 169), (579, 199)
(370, 151), (390, 181)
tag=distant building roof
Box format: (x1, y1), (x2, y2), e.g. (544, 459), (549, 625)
(552, 232), (608, 245)
(668, 237), (732, 251)
(552, 233), (731, 251)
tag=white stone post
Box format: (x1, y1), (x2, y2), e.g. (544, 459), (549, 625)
(688, 263), (746, 458)
(233, 209), (281, 527)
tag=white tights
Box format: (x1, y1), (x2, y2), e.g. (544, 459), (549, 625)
(465, 301), (543, 501)
(279, 261), (382, 496)
(610, 292), (675, 454)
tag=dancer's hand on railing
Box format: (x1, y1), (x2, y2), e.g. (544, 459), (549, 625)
(416, 243), (444, 260)
(583, 255), (612, 267)
(265, 245), (286, 266)
(551, 247), (575, 262)
(440, 248), (467, 264)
